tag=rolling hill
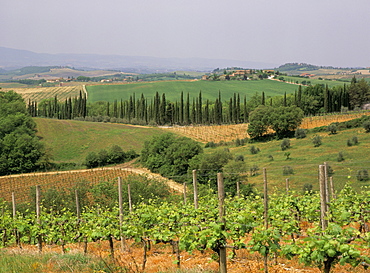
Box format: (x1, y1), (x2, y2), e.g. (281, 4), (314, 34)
(34, 118), (167, 164)
(86, 79), (300, 103)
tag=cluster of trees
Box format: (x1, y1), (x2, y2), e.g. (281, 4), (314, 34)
(140, 133), (255, 195)
(28, 91), (87, 119)
(0, 91), (46, 175)
(85, 145), (138, 168)
(247, 105), (304, 138)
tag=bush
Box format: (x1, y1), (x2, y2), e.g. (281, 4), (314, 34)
(85, 152), (99, 168)
(295, 128), (306, 139)
(281, 138), (291, 151)
(351, 136), (359, 145)
(283, 166), (294, 175)
(235, 155), (244, 162)
(337, 151), (345, 162)
(327, 123), (338, 135)
(250, 165), (259, 176)
(250, 145), (260, 154)
(347, 139), (353, 147)
(357, 169), (369, 181)
(363, 120), (370, 132)
(205, 141), (217, 148)
(303, 183), (313, 194)
(267, 154), (274, 161)
(312, 135), (322, 147)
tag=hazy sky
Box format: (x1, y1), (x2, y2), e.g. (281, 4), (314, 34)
(2, 0), (370, 67)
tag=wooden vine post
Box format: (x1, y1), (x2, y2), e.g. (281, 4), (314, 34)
(193, 170), (198, 209)
(128, 183), (132, 213)
(217, 172), (227, 273)
(263, 168), (269, 273)
(75, 189), (80, 219)
(12, 192), (21, 248)
(118, 177), (126, 252)
(285, 178), (289, 194)
(35, 185), (42, 253)
(183, 181), (187, 205)
(319, 165), (328, 231)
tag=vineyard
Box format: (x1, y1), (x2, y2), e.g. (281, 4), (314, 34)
(163, 124), (249, 143)
(300, 112), (370, 129)
(0, 169), (369, 273)
(162, 111), (370, 143)
(2, 85), (84, 103)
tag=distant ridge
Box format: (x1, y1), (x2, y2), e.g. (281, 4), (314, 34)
(0, 46), (278, 73)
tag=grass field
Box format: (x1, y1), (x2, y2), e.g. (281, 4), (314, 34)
(278, 76), (347, 87)
(34, 118), (167, 163)
(86, 80), (299, 103)
(226, 127), (370, 193)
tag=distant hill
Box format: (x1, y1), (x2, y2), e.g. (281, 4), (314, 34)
(277, 62), (365, 72)
(0, 46), (278, 73)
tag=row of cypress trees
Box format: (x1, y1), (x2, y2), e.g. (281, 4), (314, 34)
(27, 81), (360, 126)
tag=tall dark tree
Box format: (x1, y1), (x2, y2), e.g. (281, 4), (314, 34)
(0, 91), (46, 175)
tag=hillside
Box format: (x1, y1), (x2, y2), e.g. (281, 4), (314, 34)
(0, 66), (130, 81)
(276, 63), (370, 80)
(34, 118), (167, 164)
(86, 80), (299, 103)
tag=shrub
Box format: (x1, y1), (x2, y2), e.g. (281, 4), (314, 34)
(85, 152), (99, 168)
(312, 135), (322, 147)
(281, 138), (291, 151)
(235, 138), (246, 147)
(347, 139), (353, 147)
(235, 155), (244, 162)
(327, 123), (338, 135)
(303, 183), (313, 194)
(363, 120), (370, 132)
(267, 154), (274, 161)
(283, 166), (294, 175)
(250, 145), (260, 154)
(337, 151), (345, 162)
(250, 165), (259, 176)
(295, 128), (306, 139)
(205, 141), (217, 148)
(351, 136), (359, 145)
(357, 169), (369, 181)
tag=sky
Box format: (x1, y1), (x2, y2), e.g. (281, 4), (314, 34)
(1, 0), (370, 67)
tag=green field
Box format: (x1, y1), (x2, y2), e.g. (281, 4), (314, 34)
(280, 76), (348, 88)
(34, 116), (370, 192)
(227, 127), (370, 192)
(34, 118), (167, 164)
(86, 80), (299, 103)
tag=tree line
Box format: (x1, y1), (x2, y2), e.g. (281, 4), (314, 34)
(27, 77), (370, 127)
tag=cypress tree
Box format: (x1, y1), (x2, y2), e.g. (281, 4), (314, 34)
(218, 91), (223, 123)
(324, 84), (329, 112)
(283, 92), (287, 107)
(243, 95), (248, 123)
(204, 99), (209, 124)
(160, 93), (166, 125)
(297, 85), (302, 107)
(179, 91), (184, 124)
(261, 92), (265, 106)
(229, 97), (233, 123)
(191, 98), (196, 124)
(154, 92), (160, 124)
(236, 93), (240, 123)
(198, 91), (202, 124)
(185, 93), (190, 125)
